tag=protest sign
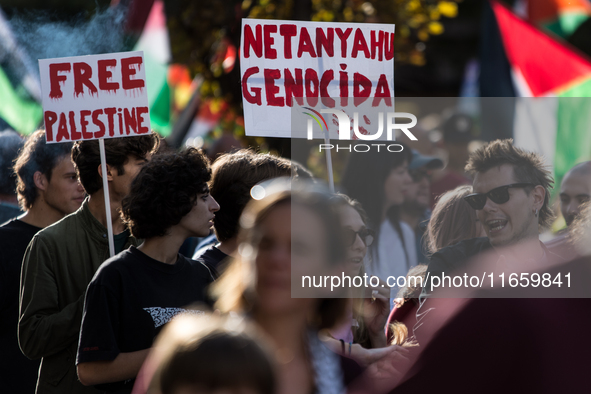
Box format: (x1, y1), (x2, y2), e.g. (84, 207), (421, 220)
(39, 51), (151, 256)
(240, 19), (395, 139)
(39, 51), (150, 143)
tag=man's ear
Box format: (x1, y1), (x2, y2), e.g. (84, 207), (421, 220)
(34, 171), (48, 191)
(97, 164), (114, 181)
(532, 185), (545, 210)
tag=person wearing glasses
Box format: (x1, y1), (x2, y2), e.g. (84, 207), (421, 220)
(320, 193), (406, 369)
(419, 139), (556, 303)
(400, 150), (444, 264)
(341, 142), (415, 308)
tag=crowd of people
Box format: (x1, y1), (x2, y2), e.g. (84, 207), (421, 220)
(1, 124), (591, 394)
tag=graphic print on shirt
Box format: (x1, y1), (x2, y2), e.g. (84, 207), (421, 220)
(143, 307), (205, 327)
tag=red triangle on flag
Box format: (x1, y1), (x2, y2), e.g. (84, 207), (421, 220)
(491, 0), (591, 96)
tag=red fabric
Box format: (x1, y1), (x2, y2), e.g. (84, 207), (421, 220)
(491, 0), (591, 96)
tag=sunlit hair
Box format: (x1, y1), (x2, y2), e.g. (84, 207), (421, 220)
(388, 322), (418, 347)
(212, 180), (347, 330)
(427, 185), (482, 254)
(14, 129), (73, 210)
(465, 138), (554, 229)
(209, 149), (292, 242)
(148, 313), (276, 394)
(388, 265), (426, 348)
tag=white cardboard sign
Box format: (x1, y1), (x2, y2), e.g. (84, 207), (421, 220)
(240, 19), (395, 139)
(39, 51), (151, 143)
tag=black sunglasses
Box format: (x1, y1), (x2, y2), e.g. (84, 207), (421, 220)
(343, 228), (375, 247)
(464, 183), (534, 210)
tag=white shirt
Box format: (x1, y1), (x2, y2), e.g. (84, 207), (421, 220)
(366, 219), (417, 308)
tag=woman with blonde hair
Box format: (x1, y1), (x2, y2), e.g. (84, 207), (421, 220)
(426, 185), (485, 255)
(387, 185), (486, 344)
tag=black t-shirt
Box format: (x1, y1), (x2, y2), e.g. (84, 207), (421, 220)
(195, 244), (230, 279)
(77, 246), (214, 393)
(0, 218), (42, 393)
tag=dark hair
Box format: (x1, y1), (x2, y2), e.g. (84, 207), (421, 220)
(213, 180), (347, 330)
(341, 142), (412, 230)
(341, 142), (413, 261)
(426, 185), (482, 255)
(71, 134), (159, 195)
(122, 148), (211, 239)
(210, 149), (292, 242)
(13, 129), (73, 210)
(0, 130), (24, 196)
(465, 139), (554, 229)
(149, 314), (276, 394)
(290, 160), (315, 181)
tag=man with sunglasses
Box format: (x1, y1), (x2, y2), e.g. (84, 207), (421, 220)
(401, 150), (443, 264)
(419, 139), (556, 304)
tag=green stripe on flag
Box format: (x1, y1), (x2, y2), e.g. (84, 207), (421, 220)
(149, 81), (171, 137)
(554, 95), (591, 195)
(0, 67), (42, 134)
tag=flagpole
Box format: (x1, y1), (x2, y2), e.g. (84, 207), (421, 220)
(323, 129), (335, 193)
(99, 139), (115, 257)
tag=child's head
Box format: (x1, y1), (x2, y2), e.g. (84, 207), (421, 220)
(149, 314), (276, 394)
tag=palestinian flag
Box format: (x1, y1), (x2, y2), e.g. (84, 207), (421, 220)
(134, 0), (172, 137)
(0, 66), (42, 134)
(519, 0), (591, 38)
(0, 9), (42, 134)
(491, 0), (591, 197)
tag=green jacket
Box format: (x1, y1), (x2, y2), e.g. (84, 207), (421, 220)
(19, 199), (139, 394)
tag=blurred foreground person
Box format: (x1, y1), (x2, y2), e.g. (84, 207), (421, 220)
(193, 150), (292, 277)
(0, 129), (24, 222)
(212, 179), (349, 394)
(0, 130), (81, 393)
(77, 148), (217, 393)
(146, 314), (277, 394)
(19, 135), (159, 394)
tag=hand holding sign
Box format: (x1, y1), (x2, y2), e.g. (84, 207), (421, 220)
(39, 50), (152, 257)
